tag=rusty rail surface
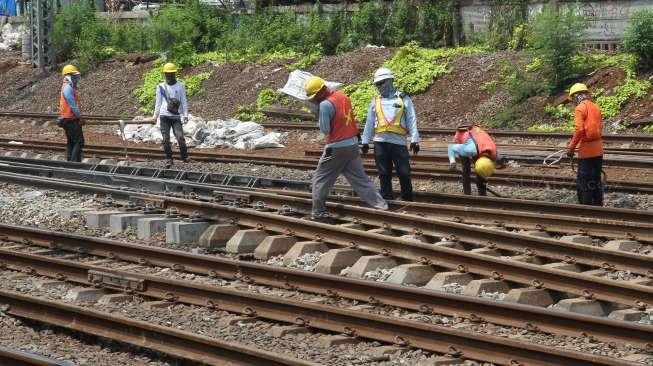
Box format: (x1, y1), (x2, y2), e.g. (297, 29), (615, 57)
(0, 248), (643, 366)
(0, 111), (134, 121)
(0, 346), (72, 366)
(0, 139), (652, 194)
(1, 234), (651, 348)
(0, 168), (650, 307)
(0, 289), (314, 366)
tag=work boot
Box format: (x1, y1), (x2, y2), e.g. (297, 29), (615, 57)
(164, 159), (173, 169)
(449, 163), (457, 172)
(182, 158), (194, 163)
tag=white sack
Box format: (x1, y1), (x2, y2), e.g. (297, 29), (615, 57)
(278, 70), (342, 101)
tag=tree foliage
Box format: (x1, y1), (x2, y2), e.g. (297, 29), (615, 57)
(623, 10), (653, 71)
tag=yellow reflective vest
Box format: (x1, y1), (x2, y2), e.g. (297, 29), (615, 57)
(374, 95), (407, 136)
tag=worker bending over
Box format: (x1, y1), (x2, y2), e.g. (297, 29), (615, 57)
(448, 124), (497, 195)
(567, 83), (604, 206)
(58, 64), (85, 162)
(153, 62), (190, 169)
(361, 67), (420, 201)
(304, 76), (388, 220)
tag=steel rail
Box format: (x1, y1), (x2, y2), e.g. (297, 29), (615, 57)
(0, 170), (650, 306)
(0, 111), (135, 121)
(1, 140), (652, 194)
(0, 248), (642, 366)
(0, 154), (650, 224)
(0, 158), (649, 241)
(0, 289), (316, 366)
(0, 346), (72, 366)
(1, 235), (651, 348)
(0, 160), (651, 271)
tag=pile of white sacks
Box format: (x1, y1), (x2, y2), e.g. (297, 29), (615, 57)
(0, 23), (24, 51)
(118, 115), (285, 150)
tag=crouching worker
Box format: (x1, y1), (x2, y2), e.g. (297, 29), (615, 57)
(304, 76), (388, 220)
(448, 124), (497, 196)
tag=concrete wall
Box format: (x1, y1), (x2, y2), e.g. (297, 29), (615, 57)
(460, 0), (653, 45)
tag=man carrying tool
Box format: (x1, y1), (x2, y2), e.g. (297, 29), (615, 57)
(567, 83), (604, 206)
(448, 124), (497, 196)
(304, 75), (388, 220)
(361, 67), (419, 201)
(153, 62), (190, 169)
(58, 64), (84, 162)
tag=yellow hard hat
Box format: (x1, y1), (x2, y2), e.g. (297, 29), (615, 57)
(61, 64), (80, 76)
(304, 76), (326, 99)
(568, 83), (588, 101)
(163, 63), (178, 73)
(475, 156), (495, 178)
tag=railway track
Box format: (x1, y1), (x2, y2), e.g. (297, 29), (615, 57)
(0, 346), (72, 366)
(0, 227), (648, 366)
(1, 165), (652, 309)
(1, 139), (653, 194)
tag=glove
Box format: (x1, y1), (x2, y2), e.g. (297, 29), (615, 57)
(410, 142), (420, 155)
(449, 162), (457, 172)
(361, 144), (369, 155)
(566, 148), (575, 158)
(182, 116), (189, 124)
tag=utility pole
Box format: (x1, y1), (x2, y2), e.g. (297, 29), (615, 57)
(30, 0), (55, 70)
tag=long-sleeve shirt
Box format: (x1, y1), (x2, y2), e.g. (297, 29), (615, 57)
(569, 100), (603, 159)
(62, 77), (81, 118)
(362, 92), (419, 146)
(448, 138), (477, 163)
(153, 81), (188, 120)
(318, 99), (358, 148)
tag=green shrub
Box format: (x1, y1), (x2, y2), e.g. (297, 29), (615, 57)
(480, 80), (498, 92)
(527, 121), (574, 132)
(544, 104), (573, 120)
(505, 69), (542, 103)
(526, 4), (588, 92)
(596, 78), (651, 118)
(256, 88), (280, 110)
(623, 10), (653, 71)
(485, 105), (518, 129)
(486, 0), (526, 50)
(233, 105), (265, 122)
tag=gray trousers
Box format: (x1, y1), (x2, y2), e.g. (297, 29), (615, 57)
(312, 145), (388, 215)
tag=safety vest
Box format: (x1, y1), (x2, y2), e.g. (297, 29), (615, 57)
(59, 81), (81, 119)
(325, 91), (359, 144)
(374, 95), (407, 136)
(469, 125), (497, 161)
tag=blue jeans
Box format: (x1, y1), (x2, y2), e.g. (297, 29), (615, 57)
(160, 116), (188, 161)
(577, 156), (603, 206)
(374, 141), (413, 201)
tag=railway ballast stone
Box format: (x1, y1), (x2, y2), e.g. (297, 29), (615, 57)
(417, 356), (466, 366)
(424, 272), (473, 290)
(81, 157), (102, 164)
(503, 288), (555, 307)
(554, 298), (607, 317)
(110, 212), (159, 234)
(283, 241), (329, 265)
(510, 254), (545, 265)
(339, 222), (366, 230)
(369, 346), (406, 357)
(65, 287), (106, 302)
(99, 159), (117, 165)
(315, 248), (362, 275)
(462, 279), (510, 296)
(19, 152), (35, 159)
(608, 308), (645, 322)
(225, 229), (268, 253)
(433, 240), (464, 250)
(137, 216), (178, 239)
(317, 335), (358, 348)
(543, 262), (582, 272)
(60, 207), (95, 219)
(559, 234), (593, 245)
(199, 223), (239, 249)
(34, 280), (67, 290)
(98, 294), (134, 305)
(603, 239), (640, 252)
(84, 210), (124, 228)
(469, 247), (501, 256)
(219, 315), (259, 327)
(141, 301), (174, 310)
(348, 255), (398, 278)
(386, 264), (435, 286)
(520, 230), (551, 238)
(254, 235), (297, 259)
(367, 227), (393, 236)
(166, 220), (211, 244)
(268, 325), (310, 338)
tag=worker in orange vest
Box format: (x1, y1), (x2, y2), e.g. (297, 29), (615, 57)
(448, 124), (497, 195)
(58, 64), (84, 162)
(304, 76), (387, 220)
(567, 83), (604, 206)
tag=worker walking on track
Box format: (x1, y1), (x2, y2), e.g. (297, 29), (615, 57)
(304, 75), (388, 220)
(567, 83), (604, 206)
(58, 64), (84, 162)
(153, 62), (190, 169)
(361, 67), (420, 201)
(447, 124), (497, 196)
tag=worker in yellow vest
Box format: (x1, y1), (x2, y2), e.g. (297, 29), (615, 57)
(361, 67), (420, 201)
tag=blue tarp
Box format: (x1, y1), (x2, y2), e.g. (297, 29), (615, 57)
(0, 0), (17, 16)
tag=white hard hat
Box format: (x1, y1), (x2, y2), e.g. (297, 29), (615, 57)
(373, 67), (394, 84)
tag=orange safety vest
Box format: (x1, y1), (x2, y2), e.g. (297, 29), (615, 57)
(325, 91), (359, 144)
(570, 100), (603, 159)
(469, 125), (497, 161)
(374, 95), (407, 136)
(59, 81), (81, 119)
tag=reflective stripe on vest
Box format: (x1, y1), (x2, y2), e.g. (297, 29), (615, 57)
(59, 81), (81, 119)
(374, 95), (407, 136)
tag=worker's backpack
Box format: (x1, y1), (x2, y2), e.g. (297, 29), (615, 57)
(160, 84), (180, 115)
